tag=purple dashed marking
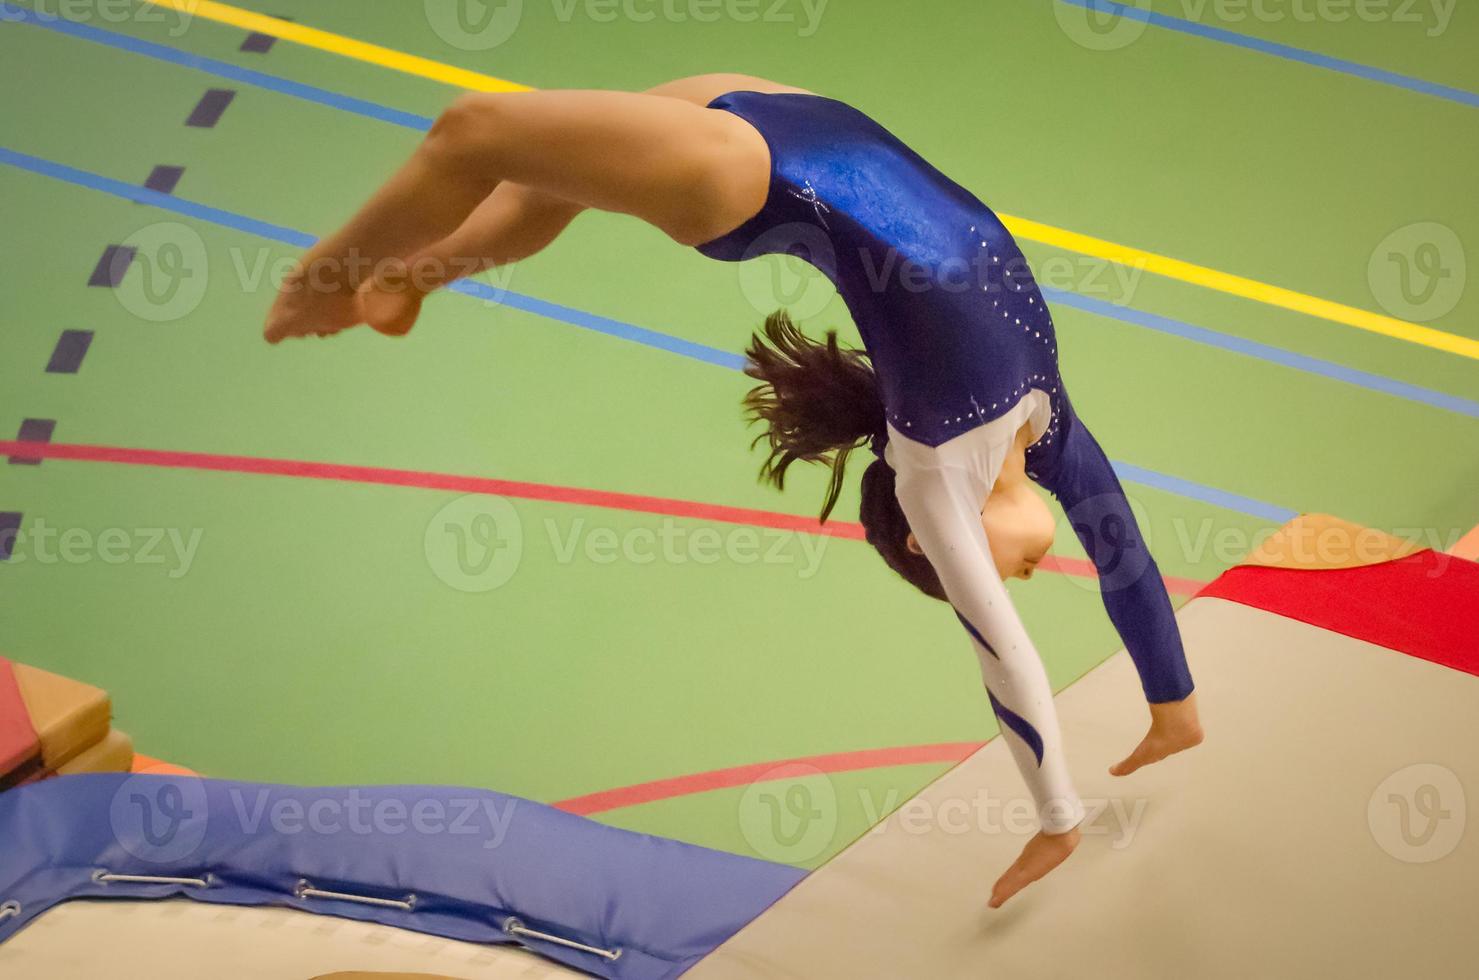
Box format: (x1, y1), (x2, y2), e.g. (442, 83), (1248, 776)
(186, 89), (236, 128)
(241, 13), (292, 52)
(47, 330), (94, 374)
(88, 245), (136, 288)
(9, 419), (56, 466)
(0, 513), (20, 561)
(144, 165), (185, 194)
(240, 32), (277, 52)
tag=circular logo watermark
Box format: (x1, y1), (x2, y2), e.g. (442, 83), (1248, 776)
(112, 222), (209, 323)
(1367, 221), (1465, 323)
(424, 0), (524, 51)
(738, 762), (839, 864)
(424, 494), (524, 593)
(736, 222), (838, 322)
(1053, 0), (1150, 52)
(108, 775), (210, 864)
(1367, 762), (1466, 864)
(1056, 490), (1156, 595)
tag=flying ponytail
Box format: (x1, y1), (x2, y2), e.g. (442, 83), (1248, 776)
(743, 310), (948, 601)
(742, 310), (883, 523)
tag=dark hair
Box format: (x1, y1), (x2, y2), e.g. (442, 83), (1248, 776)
(743, 310), (947, 601)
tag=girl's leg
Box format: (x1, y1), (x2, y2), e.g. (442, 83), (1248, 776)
(442, 183), (586, 271)
(358, 182), (585, 335)
(644, 72), (814, 103)
(265, 87), (770, 343)
(359, 74), (816, 336)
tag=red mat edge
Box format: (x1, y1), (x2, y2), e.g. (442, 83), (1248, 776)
(0, 656), (41, 777)
(1195, 549), (1479, 677)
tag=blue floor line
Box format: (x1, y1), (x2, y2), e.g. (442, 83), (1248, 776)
(12, 1), (1469, 420)
(1, 142), (1300, 520)
(1056, 0), (1478, 108)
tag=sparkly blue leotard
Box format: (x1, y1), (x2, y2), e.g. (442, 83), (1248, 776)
(697, 92), (1060, 448)
(697, 91), (1194, 832)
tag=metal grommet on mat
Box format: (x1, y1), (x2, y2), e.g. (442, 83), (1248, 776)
(294, 878), (416, 912)
(503, 915), (621, 962)
(92, 869), (211, 888)
(0, 901), (20, 923)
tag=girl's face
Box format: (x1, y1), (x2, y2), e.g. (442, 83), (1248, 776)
(978, 483), (1057, 580)
(906, 482), (1055, 581)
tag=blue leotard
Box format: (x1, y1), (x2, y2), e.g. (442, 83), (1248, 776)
(697, 91), (1194, 832)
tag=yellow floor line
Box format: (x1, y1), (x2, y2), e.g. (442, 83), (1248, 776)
(149, 0), (529, 92)
(146, 0), (1477, 361)
(1001, 215), (1478, 360)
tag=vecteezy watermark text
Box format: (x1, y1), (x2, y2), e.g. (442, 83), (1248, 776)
(109, 777), (521, 864)
(424, 0), (830, 51)
(738, 761), (1152, 864)
(97, 221), (521, 325)
(1, 0), (197, 36)
(734, 222), (1146, 321)
(1, 519), (202, 579)
(424, 494), (832, 593)
(228, 787), (517, 850)
(1054, 0), (1455, 53)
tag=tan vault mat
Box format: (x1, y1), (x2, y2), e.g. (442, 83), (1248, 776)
(0, 900), (584, 979)
(54, 727), (133, 775)
(11, 661), (111, 769)
(688, 597), (1479, 979)
(1241, 512), (1425, 570)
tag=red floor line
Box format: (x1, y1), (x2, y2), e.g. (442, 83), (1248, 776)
(0, 440), (858, 535)
(125, 742), (988, 813)
(0, 441), (1209, 593)
(552, 741), (988, 816)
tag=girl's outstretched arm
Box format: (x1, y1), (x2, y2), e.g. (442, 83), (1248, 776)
(886, 419), (1085, 908)
(1028, 403), (1203, 776)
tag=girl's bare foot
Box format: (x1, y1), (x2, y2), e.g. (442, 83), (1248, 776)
(263, 264), (363, 344)
(1110, 691), (1204, 777)
(988, 825), (1080, 909)
(358, 261), (427, 338)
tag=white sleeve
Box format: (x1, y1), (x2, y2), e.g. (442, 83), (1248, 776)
(888, 421), (1085, 835)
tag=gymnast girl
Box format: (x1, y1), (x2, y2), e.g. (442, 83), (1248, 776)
(263, 74), (1204, 907)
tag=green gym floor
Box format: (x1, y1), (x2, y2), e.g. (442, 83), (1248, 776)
(0, 1), (1475, 869)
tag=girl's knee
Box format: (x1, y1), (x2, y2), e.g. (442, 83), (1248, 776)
(426, 93), (510, 163)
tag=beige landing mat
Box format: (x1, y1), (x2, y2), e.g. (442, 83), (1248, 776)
(689, 597), (1479, 979)
(0, 899), (583, 980)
